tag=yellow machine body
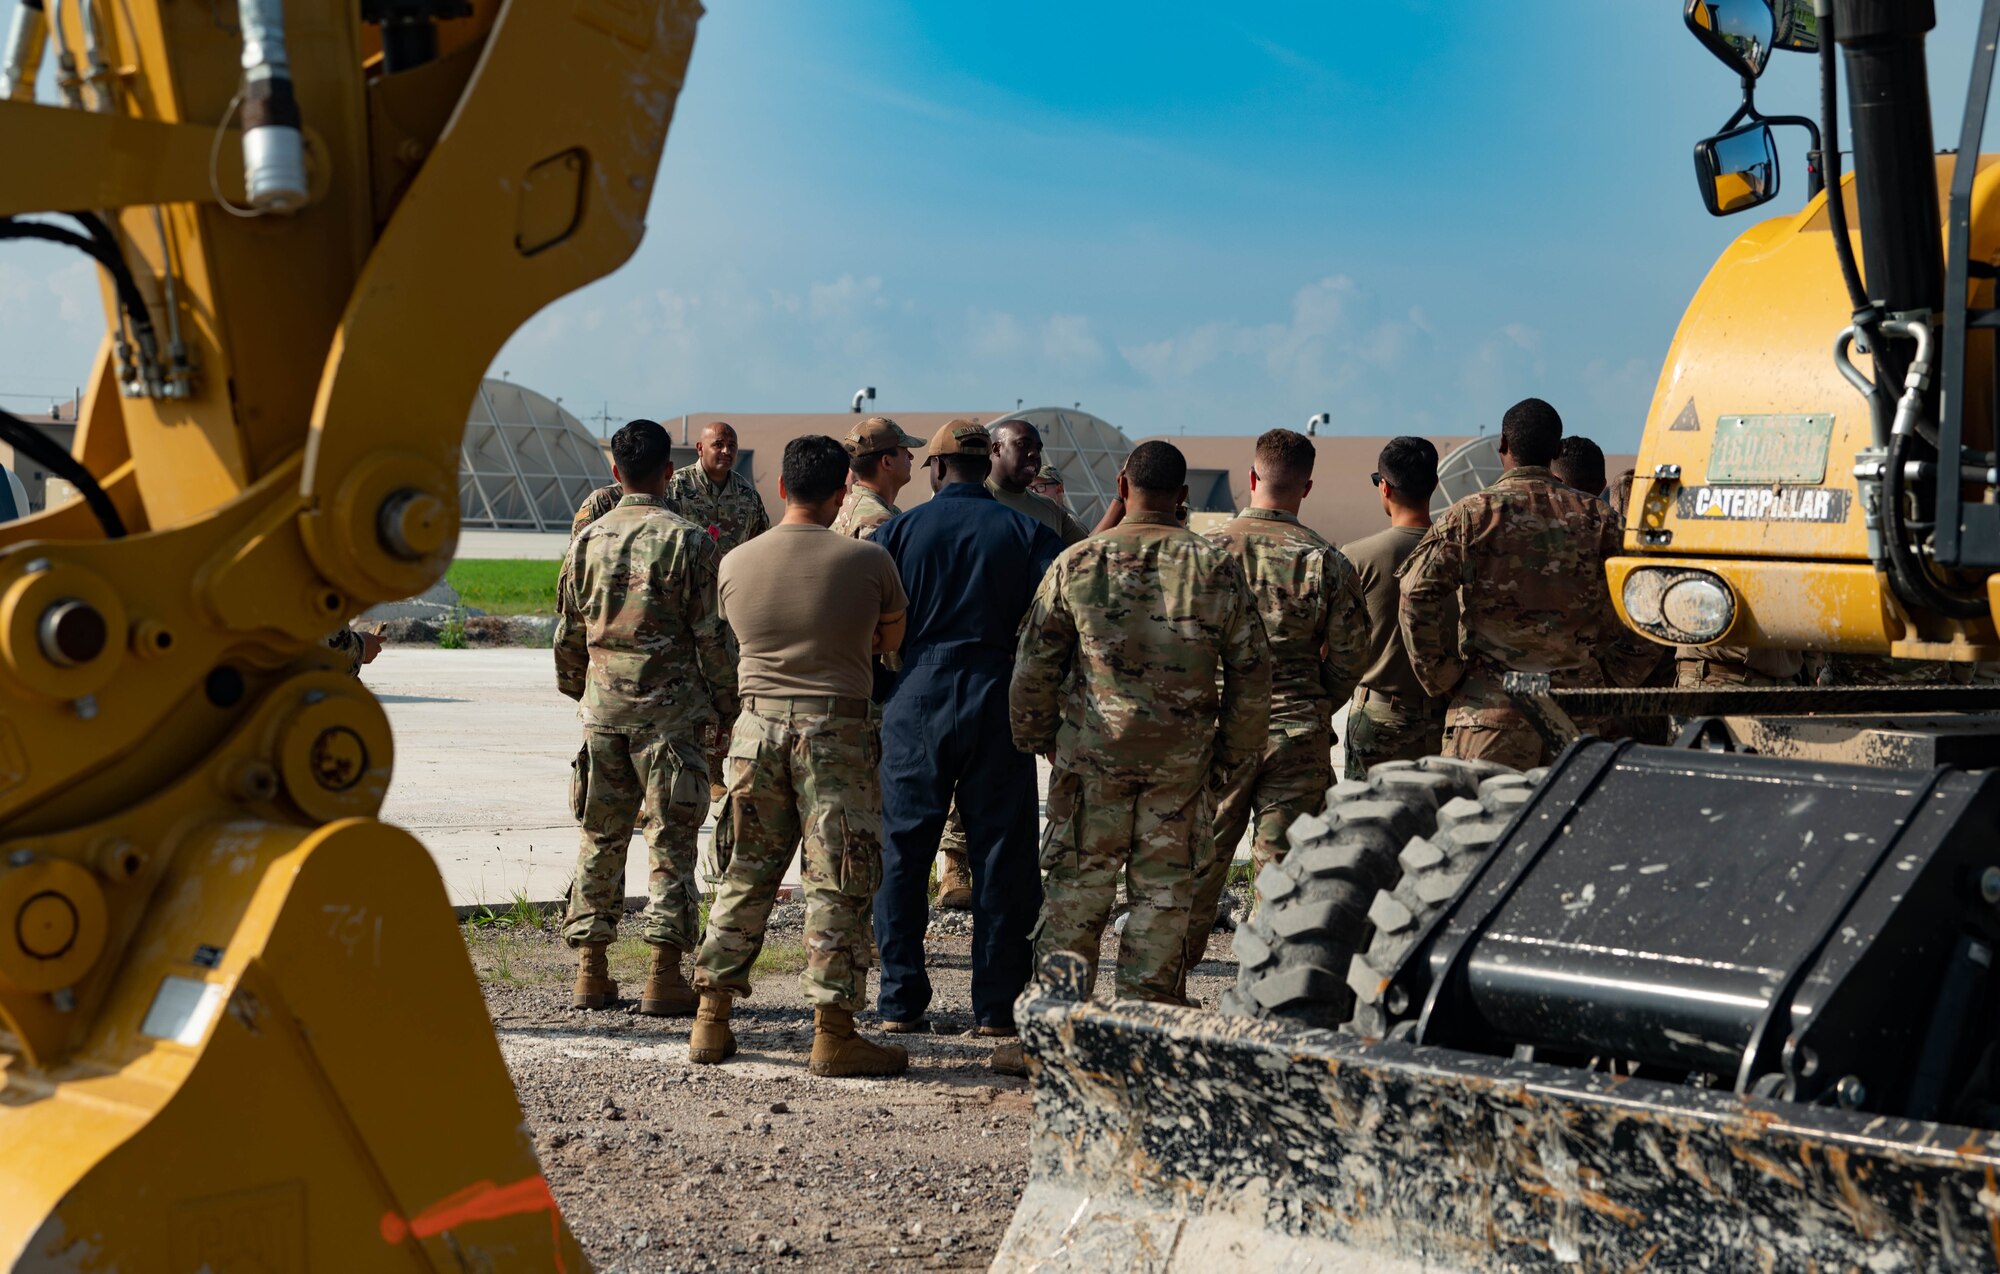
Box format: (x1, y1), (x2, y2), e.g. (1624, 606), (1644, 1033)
(0, 1), (701, 1266)
(1614, 157), (2000, 662)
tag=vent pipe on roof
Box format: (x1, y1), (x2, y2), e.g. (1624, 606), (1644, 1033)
(1306, 412), (1331, 437)
(682, 414), (689, 445)
(851, 386), (876, 413)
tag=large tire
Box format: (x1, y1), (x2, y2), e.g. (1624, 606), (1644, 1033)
(1343, 772), (1535, 1037)
(1221, 758), (1511, 1029)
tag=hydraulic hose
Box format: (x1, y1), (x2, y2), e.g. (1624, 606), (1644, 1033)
(0, 406), (125, 539)
(1817, 2), (1873, 323)
(0, 216), (155, 353)
(1883, 428), (1986, 618)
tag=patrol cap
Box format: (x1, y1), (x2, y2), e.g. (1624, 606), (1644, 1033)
(927, 418), (991, 457)
(1033, 463), (1065, 486)
(844, 415), (926, 458)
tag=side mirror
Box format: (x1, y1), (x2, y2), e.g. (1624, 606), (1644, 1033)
(1684, 0), (1777, 80)
(1771, 0), (1820, 53)
(1694, 121), (1781, 216)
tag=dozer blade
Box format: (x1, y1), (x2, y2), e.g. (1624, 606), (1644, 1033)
(0, 818), (581, 1271)
(996, 952), (2000, 1272)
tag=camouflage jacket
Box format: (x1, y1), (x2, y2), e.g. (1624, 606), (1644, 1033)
(1204, 507), (1367, 731)
(987, 479), (1089, 546)
(664, 466), (771, 556)
(571, 483), (623, 539)
(324, 627), (367, 676)
(829, 483), (899, 541)
(555, 494), (738, 732)
(1011, 511), (1271, 779)
(1399, 466), (1658, 707)
(561, 483), (625, 603)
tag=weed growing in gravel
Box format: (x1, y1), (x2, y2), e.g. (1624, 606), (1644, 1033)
(437, 606), (468, 650)
(468, 892), (546, 931)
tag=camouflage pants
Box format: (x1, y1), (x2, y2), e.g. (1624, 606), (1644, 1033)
(563, 728), (708, 948)
(693, 706), (882, 1011)
(936, 802), (971, 888)
(1676, 656), (1790, 689)
(1441, 705), (1546, 771)
(1341, 687), (1445, 779)
(1032, 765), (1207, 1004)
(1189, 726), (1330, 968)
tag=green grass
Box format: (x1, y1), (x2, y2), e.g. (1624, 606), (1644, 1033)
(753, 941), (808, 975)
(466, 891), (548, 931)
(447, 558), (561, 616)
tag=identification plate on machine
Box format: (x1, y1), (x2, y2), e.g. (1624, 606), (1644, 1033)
(1706, 413), (1835, 484)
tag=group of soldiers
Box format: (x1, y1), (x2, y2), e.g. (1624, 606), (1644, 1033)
(543, 398), (1735, 1080)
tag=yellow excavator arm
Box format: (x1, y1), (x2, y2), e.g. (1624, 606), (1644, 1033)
(0, 1), (699, 1266)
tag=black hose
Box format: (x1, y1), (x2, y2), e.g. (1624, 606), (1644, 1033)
(0, 217), (152, 339)
(1883, 428), (1987, 618)
(1817, 7), (1872, 319)
(0, 406), (125, 539)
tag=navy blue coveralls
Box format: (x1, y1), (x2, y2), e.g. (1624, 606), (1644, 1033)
(872, 483), (1065, 1028)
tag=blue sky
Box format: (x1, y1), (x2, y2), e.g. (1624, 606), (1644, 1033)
(2, 3), (1994, 449)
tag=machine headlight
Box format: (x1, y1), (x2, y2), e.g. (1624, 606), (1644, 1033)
(1661, 575), (1734, 642)
(1623, 571), (1667, 627)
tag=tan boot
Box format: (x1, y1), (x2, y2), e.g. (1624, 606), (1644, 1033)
(937, 852), (973, 911)
(990, 1040), (1029, 1077)
(809, 1007), (909, 1077)
(688, 991), (737, 1065)
(571, 940), (618, 1009)
(640, 945), (698, 1017)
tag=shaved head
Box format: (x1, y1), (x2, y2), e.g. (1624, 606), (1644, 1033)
(695, 420), (739, 483)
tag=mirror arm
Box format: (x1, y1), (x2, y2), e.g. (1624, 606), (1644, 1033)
(1759, 112), (1827, 197)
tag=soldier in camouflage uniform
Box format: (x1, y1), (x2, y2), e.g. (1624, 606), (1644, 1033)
(691, 435), (911, 1077)
(665, 420), (772, 555)
(1400, 399), (1659, 770)
(827, 417), (924, 956)
(572, 482), (623, 539)
(1188, 431), (1365, 985)
(666, 420), (771, 797)
(555, 420), (737, 1015)
(1011, 440), (1271, 1009)
(829, 415), (923, 542)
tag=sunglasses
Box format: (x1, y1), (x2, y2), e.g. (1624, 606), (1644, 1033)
(1369, 472), (1383, 487)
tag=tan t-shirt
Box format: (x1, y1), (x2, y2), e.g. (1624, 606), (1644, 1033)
(1345, 524), (1445, 703)
(719, 523), (907, 701)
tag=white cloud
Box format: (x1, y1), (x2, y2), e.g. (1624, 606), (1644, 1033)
(1041, 314), (1102, 366)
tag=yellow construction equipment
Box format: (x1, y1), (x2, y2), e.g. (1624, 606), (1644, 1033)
(0, 1), (699, 1265)
(999, 3), (2000, 1269)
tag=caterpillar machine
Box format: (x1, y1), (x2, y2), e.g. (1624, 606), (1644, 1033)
(0, 0), (700, 1267)
(996, 0), (2000, 1269)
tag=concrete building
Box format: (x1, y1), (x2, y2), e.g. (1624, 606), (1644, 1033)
(1154, 434), (1636, 547)
(627, 406), (1146, 528)
(459, 379), (615, 532)
(0, 410), (78, 516)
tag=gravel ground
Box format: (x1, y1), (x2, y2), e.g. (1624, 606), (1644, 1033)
(469, 894), (1248, 1273)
